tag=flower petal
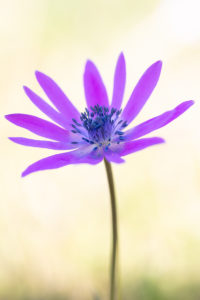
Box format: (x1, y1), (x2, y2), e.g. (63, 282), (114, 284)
(124, 100), (194, 140)
(9, 137), (78, 150)
(23, 86), (71, 130)
(111, 52), (126, 110)
(121, 61), (162, 124)
(104, 150), (125, 163)
(83, 60), (109, 108)
(35, 71), (80, 121)
(117, 137), (165, 157)
(5, 114), (70, 142)
(22, 146), (103, 177)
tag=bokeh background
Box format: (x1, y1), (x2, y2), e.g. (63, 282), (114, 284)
(1, 0), (200, 299)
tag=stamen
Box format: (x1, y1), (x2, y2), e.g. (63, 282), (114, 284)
(72, 118), (81, 126)
(70, 105), (127, 150)
(82, 137), (90, 143)
(115, 131), (124, 135)
(122, 121), (128, 127)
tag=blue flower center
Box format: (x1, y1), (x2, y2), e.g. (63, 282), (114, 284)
(71, 105), (127, 150)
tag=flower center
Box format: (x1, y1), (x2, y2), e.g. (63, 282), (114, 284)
(71, 105), (127, 150)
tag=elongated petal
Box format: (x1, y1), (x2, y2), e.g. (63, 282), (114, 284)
(111, 52), (126, 109)
(121, 61), (162, 124)
(124, 100), (194, 140)
(117, 137), (165, 157)
(9, 137), (79, 150)
(35, 71), (80, 121)
(83, 60), (109, 108)
(5, 114), (70, 142)
(24, 86), (71, 129)
(22, 146), (102, 177)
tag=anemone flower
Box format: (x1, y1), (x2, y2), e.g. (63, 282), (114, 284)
(5, 53), (194, 300)
(6, 54), (193, 177)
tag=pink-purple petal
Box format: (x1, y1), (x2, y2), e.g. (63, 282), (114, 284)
(5, 114), (70, 142)
(124, 100), (194, 140)
(22, 151), (78, 177)
(23, 86), (71, 130)
(83, 60), (109, 108)
(80, 153), (103, 165)
(118, 137), (165, 157)
(121, 61), (162, 125)
(104, 150), (125, 163)
(35, 71), (80, 121)
(22, 146), (103, 177)
(9, 137), (78, 150)
(111, 52), (126, 110)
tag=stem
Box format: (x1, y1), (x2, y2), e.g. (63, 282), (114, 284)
(104, 159), (119, 300)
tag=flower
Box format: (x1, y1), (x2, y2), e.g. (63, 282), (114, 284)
(5, 53), (194, 177)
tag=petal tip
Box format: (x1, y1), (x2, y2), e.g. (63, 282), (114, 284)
(183, 100), (195, 109)
(152, 137), (166, 145)
(23, 85), (30, 94)
(5, 114), (12, 121)
(177, 100), (195, 114)
(188, 100), (195, 106)
(160, 138), (165, 143)
(118, 51), (125, 60)
(21, 166), (32, 177)
(21, 171), (27, 178)
(84, 60), (94, 71)
(117, 52), (126, 68)
(35, 70), (45, 81)
(145, 60), (163, 79)
(157, 137), (165, 144)
(147, 60), (162, 75)
(8, 137), (20, 144)
(154, 60), (163, 70)
(35, 70), (41, 76)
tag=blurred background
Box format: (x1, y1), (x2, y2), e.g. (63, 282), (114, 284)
(1, 0), (200, 299)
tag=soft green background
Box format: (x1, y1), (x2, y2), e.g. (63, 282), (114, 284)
(1, 0), (200, 299)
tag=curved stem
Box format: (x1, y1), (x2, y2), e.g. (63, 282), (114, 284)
(104, 159), (119, 300)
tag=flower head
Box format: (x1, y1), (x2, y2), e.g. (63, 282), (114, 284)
(6, 53), (194, 176)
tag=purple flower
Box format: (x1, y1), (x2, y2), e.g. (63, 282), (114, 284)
(6, 53), (194, 177)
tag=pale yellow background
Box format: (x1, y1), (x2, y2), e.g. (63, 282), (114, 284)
(1, 0), (200, 299)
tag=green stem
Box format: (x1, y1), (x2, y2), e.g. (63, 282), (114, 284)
(104, 159), (119, 300)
